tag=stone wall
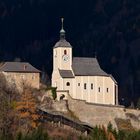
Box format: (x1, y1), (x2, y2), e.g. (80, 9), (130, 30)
(2, 72), (40, 91)
(67, 95), (140, 129)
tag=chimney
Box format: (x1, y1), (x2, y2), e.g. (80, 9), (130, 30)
(24, 65), (27, 70)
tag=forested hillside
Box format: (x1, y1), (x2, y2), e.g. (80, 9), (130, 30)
(0, 0), (140, 105)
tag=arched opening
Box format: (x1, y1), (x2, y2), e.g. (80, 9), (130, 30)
(60, 94), (65, 100)
(98, 87), (100, 92)
(66, 82), (70, 86)
(64, 50), (67, 55)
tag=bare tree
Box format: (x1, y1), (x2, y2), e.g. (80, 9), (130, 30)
(0, 73), (19, 137)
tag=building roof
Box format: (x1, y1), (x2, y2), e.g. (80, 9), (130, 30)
(59, 69), (74, 78)
(110, 75), (117, 84)
(54, 39), (72, 48)
(0, 62), (40, 73)
(72, 57), (108, 76)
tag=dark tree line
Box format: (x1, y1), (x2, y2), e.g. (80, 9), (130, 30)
(0, 0), (140, 105)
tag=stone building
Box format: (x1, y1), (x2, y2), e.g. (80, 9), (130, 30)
(52, 19), (118, 105)
(0, 62), (40, 91)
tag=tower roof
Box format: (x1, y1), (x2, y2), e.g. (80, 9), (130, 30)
(54, 39), (72, 48)
(54, 18), (72, 48)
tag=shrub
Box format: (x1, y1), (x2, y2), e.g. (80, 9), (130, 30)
(51, 87), (57, 100)
(44, 87), (57, 100)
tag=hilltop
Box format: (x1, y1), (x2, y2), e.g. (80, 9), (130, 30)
(0, 0), (139, 105)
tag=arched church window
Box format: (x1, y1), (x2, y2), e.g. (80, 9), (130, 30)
(98, 87), (100, 92)
(66, 82), (70, 86)
(91, 83), (93, 90)
(107, 88), (109, 93)
(64, 50), (67, 55)
(84, 83), (87, 89)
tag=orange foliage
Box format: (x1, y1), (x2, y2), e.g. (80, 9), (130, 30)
(16, 88), (40, 130)
(19, 112), (30, 118)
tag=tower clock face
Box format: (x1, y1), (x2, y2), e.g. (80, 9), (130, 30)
(62, 55), (69, 62)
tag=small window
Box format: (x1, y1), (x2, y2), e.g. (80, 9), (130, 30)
(78, 83), (80, 86)
(64, 50), (67, 55)
(107, 88), (109, 93)
(66, 82), (70, 86)
(84, 83), (87, 89)
(98, 87), (100, 92)
(91, 84), (93, 90)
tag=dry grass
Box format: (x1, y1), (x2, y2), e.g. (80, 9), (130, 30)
(115, 118), (134, 131)
(43, 122), (82, 140)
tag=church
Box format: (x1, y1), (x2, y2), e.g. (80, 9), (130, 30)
(52, 19), (118, 105)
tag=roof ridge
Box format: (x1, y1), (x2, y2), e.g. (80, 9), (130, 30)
(72, 57), (108, 76)
(0, 62), (40, 73)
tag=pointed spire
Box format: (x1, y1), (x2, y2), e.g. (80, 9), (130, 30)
(60, 18), (65, 39)
(61, 18), (64, 30)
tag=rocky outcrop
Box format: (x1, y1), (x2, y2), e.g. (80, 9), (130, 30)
(66, 95), (140, 130)
(40, 90), (140, 130)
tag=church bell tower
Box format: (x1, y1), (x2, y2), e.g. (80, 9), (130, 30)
(52, 18), (73, 88)
(53, 18), (72, 71)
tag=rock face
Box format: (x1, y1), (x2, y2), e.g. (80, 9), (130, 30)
(39, 90), (68, 112)
(66, 95), (140, 130)
(52, 101), (68, 112)
(40, 90), (140, 130)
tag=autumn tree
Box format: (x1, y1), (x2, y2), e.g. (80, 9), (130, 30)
(16, 87), (40, 132)
(0, 73), (19, 138)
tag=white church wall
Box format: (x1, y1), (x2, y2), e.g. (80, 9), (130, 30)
(73, 76), (116, 105)
(52, 71), (60, 87)
(96, 76), (104, 104)
(82, 77), (89, 101)
(63, 78), (74, 97)
(87, 76), (96, 103)
(52, 72), (116, 105)
(52, 70), (64, 92)
(103, 76), (115, 105)
(75, 76), (83, 100)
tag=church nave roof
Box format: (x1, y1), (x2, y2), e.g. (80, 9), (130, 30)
(72, 57), (108, 76)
